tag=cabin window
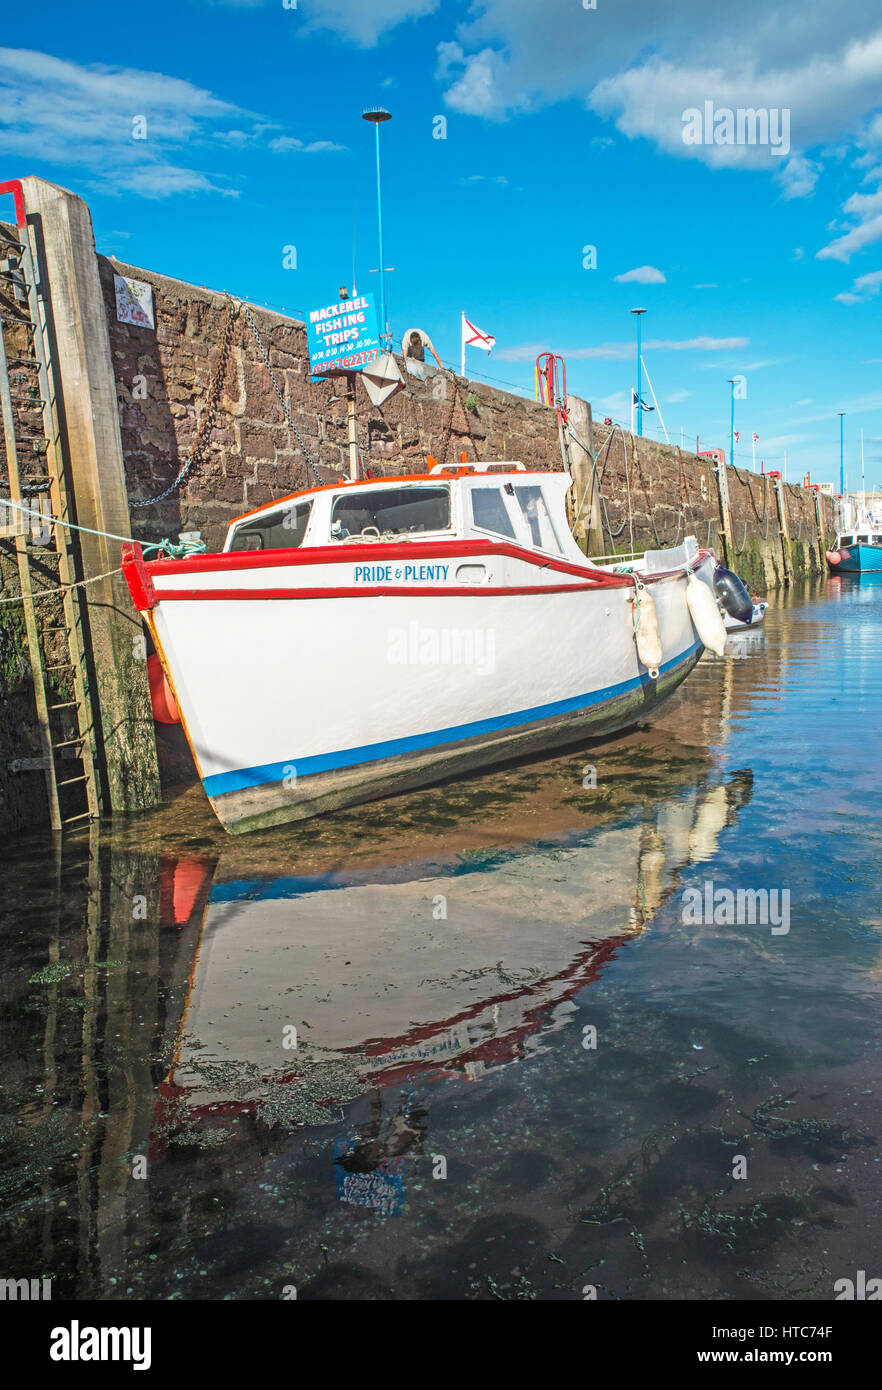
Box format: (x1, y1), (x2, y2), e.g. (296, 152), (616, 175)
(857, 534), (869, 545)
(840, 535), (854, 546)
(470, 486), (516, 539)
(330, 485), (449, 539)
(512, 484), (562, 552)
(228, 500), (313, 551)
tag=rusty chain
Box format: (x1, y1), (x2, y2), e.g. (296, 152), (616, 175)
(240, 304), (321, 485)
(438, 375), (481, 467)
(132, 297), (237, 509)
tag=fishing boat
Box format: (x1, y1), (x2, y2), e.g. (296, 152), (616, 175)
(122, 461), (723, 834)
(826, 529), (882, 573)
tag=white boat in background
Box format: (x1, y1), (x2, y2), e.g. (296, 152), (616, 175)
(123, 461), (720, 834)
(723, 601), (766, 632)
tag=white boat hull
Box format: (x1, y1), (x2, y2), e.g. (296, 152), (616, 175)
(124, 541), (713, 833)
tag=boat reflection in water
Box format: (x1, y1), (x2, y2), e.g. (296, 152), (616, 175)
(159, 768), (753, 1152)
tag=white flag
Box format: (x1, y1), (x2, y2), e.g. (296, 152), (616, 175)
(461, 312), (495, 353)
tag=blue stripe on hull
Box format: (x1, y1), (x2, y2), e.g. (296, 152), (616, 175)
(203, 639), (702, 798)
(829, 544), (882, 572)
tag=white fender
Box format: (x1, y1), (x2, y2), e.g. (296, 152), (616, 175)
(630, 576), (663, 679)
(686, 570), (727, 656)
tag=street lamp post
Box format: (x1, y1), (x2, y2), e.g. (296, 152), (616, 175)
(838, 412), (846, 495)
(362, 105), (392, 345)
(631, 308), (647, 436)
(728, 379), (737, 471)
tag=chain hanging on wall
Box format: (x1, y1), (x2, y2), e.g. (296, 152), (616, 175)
(239, 304), (322, 487)
(132, 297), (238, 509)
(438, 376), (481, 468)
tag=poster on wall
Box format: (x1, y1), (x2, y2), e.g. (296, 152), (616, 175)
(114, 274), (155, 329)
(306, 292), (380, 376)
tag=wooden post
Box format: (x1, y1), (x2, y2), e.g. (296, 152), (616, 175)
(772, 474), (793, 585)
(814, 490), (827, 562)
(346, 371), (359, 480)
(565, 395), (601, 555)
(20, 177), (160, 813)
(714, 456), (735, 567)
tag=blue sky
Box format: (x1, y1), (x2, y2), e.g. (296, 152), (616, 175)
(2, 1), (882, 487)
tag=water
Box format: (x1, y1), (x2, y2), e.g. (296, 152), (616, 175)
(2, 575), (881, 1301)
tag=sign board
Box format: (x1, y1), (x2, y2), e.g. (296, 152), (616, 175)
(114, 274), (155, 329)
(306, 293), (380, 377)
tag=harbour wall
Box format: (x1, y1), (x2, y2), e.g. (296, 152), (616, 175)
(102, 258), (835, 592)
(0, 182), (837, 837)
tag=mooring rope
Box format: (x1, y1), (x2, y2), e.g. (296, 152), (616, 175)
(0, 564), (124, 604)
(0, 497), (206, 605)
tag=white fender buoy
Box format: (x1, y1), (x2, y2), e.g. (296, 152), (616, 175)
(630, 575), (663, 679)
(686, 570), (727, 656)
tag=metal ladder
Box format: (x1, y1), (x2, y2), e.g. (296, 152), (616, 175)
(0, 187), (101, 829)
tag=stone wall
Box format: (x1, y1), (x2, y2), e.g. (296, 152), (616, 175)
(101, 254), (835, 591)
(588, 420), (834, 591)
(102, 257), (563, 552)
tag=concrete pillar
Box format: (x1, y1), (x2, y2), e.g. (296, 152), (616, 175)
(20, 178), (160, 812)
(565, 394), (602, 555)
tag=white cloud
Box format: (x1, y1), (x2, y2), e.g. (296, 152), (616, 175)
(833, 267), (882, 302)
(0, 47), (340, 199)
(442, 46), (510, 118)
(297, 0), (438, 46)
(777, 155), (821, 199)
(666, 389), (692, 403)
(213, 0), (438, 46)
(497, 335), (749, 363)
(817, 209), (882, 261)
(614, 265), (666, 284)
(432, 3), (882, 276)
(269, 135), (345, 153)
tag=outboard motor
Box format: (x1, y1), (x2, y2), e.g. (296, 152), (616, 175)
(713, 565), (754, 624)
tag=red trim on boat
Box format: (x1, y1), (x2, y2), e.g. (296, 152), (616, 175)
(140, 538), (633, 585)
(122, 543), (158, 611)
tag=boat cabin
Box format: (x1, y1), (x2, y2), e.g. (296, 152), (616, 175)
(835, 530), (882, 550)
(222, 462), (586, 563)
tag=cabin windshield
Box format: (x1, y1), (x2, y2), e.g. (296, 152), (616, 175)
(329, 485), (450, 540)
(228, 500), (313, 551)
(511, 484), (562, 553)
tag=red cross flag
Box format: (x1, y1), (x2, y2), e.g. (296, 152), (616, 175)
(461, 311), (496, 375)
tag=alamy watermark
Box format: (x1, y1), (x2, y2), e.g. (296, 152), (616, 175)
(682, 102), (790, 158)
(681, 879), (790, 935)
(0, 496), (51, 545)
(387, 621), (496, 675)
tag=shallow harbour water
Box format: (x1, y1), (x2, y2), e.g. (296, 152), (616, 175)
(1, 574), (881, 1300)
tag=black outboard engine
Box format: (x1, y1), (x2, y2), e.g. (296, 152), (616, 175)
(713, 565), (754, 624)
